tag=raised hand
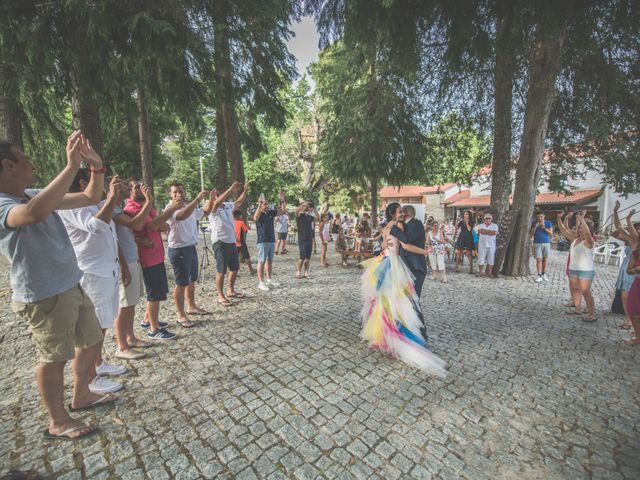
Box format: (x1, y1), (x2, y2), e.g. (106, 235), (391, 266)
(230, 181), (242, 192)
(209, 188), (218, 201)
(614, 200), (621, 211)
(78, 135), (103, 169)
(628, 209), (636, 219)
(196, 191), (208, 202)
(141, 184), (153, 203)
(170, 196), (185, 210)
(107, 175), (120, 198)
(558, 211), (565, 218)
(278, 190), (285, 202)
(66, 130), (83, 169)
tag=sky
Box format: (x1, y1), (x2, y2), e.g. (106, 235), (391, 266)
(286, 16), (320, 82)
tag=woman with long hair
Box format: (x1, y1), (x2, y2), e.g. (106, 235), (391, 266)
(612, 202), (639, 332)
(557, 210), (597, 322)
(454, 210), (475, 273)
(359, 202), (446, 376)
(617, 207), (640, 346)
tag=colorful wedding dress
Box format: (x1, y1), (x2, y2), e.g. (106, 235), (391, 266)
(360, 233), (447, 377)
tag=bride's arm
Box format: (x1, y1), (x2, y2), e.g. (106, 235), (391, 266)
(400, 241), (432, 255)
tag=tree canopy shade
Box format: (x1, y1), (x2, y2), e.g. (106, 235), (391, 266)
(312, 41), (427, 225)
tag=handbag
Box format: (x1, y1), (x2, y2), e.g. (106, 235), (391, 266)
(611, 289), (625, 315)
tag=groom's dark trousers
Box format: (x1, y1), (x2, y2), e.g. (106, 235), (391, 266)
(391, 218), (428, 343)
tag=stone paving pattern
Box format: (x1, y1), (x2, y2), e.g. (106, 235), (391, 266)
(1, 232), (639, 479)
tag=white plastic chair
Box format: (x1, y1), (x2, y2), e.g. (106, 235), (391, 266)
(608, 245), (626, 266)
(594, 243), (613, 264)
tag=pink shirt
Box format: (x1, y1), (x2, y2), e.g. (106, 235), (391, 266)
(123, 198), (164, 268)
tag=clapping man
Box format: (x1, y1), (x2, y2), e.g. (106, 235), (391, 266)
(165, 183), (209, 327)
(112, 181), (154, 358)
(0, 132), (114, 440)
(58, 172), (127, 394)
(477, 213), (499, 277)
(531, 211), (553, 283)
(202, 181), (250, 306)
(124, 180), (181, 340)
(295, 201), (319, 279)
(254, 191), (286, 291)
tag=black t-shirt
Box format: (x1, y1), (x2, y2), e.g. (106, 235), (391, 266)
(256, 209), (277, 243)
(296, 213), (315, 241)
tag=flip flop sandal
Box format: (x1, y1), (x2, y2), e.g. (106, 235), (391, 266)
(186, 309), (209, 315)
(228, 292), (246, 298)
(68, 394), (117, 412)
(565, 310), (583, 315)
(295, 273), (302, 279)
(128, 340), (152, 348)
(617, 324), (632, 330)
(178, 319), (195, 328)
(582, 317), (598, 323)
(217, 299), (232, 307)
(43, 425), (99, 441)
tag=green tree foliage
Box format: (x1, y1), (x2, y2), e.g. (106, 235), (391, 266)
(312, 41), (426, 221)
(421, 113), (491, 186)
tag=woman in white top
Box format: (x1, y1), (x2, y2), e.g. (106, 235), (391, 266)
(557, 211), (597, 322)
(426, 221), (448, 283)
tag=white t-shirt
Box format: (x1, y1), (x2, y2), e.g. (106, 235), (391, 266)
(275, 214), (289, 233)
(209, 202), (236, 244)
(165, 203), (204, 248)
(478, 223), (499, 248)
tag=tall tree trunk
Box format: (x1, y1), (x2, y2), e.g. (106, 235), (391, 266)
(71, 80), (102, 156)
(0, 63), (22, 147)
(136, 88), (154, 197)
(216, 106), (228, 190)
(213, 3), (245, 185)
(490, 1), (517, 275)
(370, 174), (378, 228)
(490, 1), (516, 216)
(502, 3), (571, 276)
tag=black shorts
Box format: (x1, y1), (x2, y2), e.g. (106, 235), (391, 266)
(168, 245), (199, 286)
(277, 232), (287, 240)
(142, 263), (169, 302)
(298, 239), (313, 260)
(237, 243), (250, 261)
(213, 241), (240, 274)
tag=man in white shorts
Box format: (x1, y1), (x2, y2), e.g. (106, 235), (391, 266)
(477, 213), (499, 277)
(113, 179), (155, 359)
(58, 170), (127, 394)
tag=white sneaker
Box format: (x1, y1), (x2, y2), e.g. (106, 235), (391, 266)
(89, 376), (122, 394)
(257, 282), (270, 291)
(266, 279), (280, 287)
(96, 362), (127, 376)
(534, 276), (543, 283)
(542, 274), (549, 282)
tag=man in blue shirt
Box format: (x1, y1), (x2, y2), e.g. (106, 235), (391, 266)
(254, 191), (286, 291)
(530, 211), (553, 283)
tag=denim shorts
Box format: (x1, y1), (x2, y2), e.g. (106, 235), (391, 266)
(257, 242), (275, 263)
(569, 269), (596, 280)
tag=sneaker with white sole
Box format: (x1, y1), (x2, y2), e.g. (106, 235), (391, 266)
(89, 376), (123, 394)
(266, 279), (280, 287)
(542, 274), (549, 283)
(96, 362), (127, 376)
(534, 276), (543, 283)
(257, 282), (270, 291)
(148, 328), (177, 341)
(140, 320), (168, 329)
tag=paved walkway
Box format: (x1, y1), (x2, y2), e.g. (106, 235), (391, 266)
(1, 235), (639, 479)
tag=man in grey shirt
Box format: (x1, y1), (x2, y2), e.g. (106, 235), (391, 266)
(0, 132), (115, 440)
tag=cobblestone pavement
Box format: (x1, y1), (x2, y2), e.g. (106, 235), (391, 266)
(1, 233), (639, 479)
